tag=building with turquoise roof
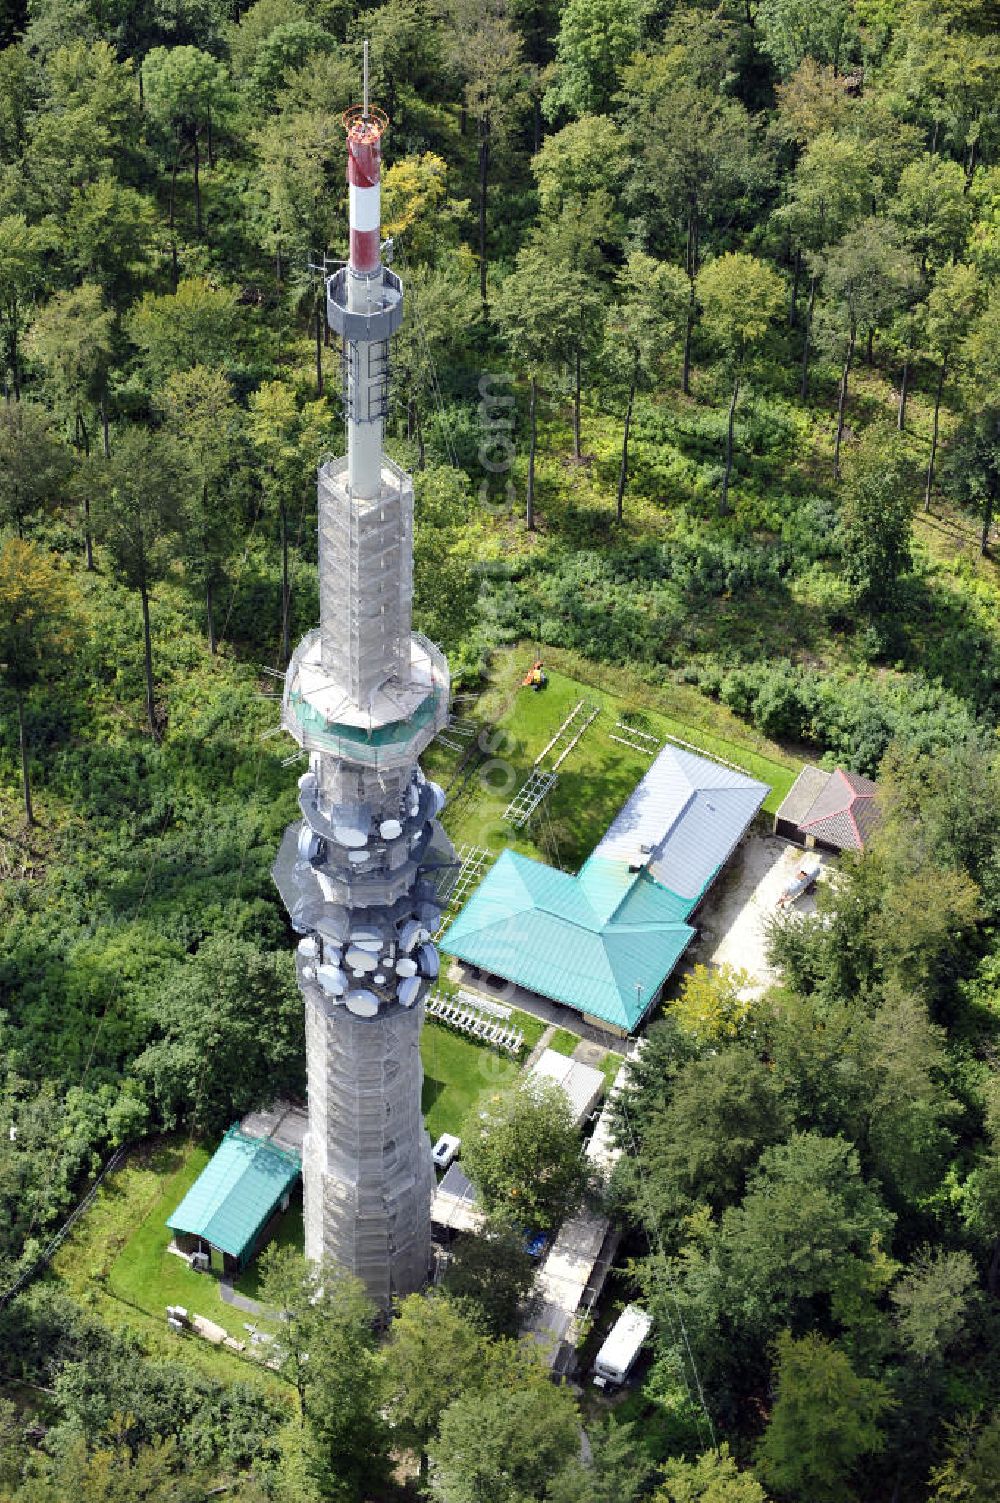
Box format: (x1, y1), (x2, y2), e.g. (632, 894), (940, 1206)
(441, 744), (768, 1034)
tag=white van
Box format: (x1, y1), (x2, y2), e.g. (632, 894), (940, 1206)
(593, 1305), (653, 1388)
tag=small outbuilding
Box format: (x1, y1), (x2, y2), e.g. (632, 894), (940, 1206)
(774, 766), (880, 853)
(526, 1048), (605, 1127)
(167, 1126), (301, 1277)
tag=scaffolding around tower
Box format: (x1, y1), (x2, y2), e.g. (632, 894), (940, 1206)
(271, 65), (452, 1306)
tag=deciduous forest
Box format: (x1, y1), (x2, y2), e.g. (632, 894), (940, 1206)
(0, 0), (999, 1498)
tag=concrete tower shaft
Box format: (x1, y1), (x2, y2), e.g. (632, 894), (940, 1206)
(272, 77), (453, 1306)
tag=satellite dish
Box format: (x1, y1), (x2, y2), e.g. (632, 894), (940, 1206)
(298, 771), (316, 792)
(333, 821), (368, 848)
(298, 936), (318, 959)
(348, 848), (370, 865)
(347, 990), (379, 1018)
(374, 973), (386, 984)
(416, 943), (439, 979)
(428, 782), (446, 816)
(398, 975), (421, 1007)
(398, 919), (421, 952)
(316, 965), (347, 996)
(345, 947), (377, 972)
(302, 965), (315, 981)
(395, 957), (417, 977)
(379, 818), (403, 840)
(297, 827), (322, 862)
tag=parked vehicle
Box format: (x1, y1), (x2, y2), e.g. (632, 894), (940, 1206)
(593, 1305), (653, 1388)
(432, 1133), (461, 1170)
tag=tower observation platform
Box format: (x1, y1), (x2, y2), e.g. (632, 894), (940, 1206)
(272, 69), (454, 1305)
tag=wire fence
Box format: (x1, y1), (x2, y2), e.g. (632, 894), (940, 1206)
(0, 1143), (129, 1315)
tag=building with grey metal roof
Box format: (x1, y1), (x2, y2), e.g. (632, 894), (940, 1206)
(591, 743), (769, 902)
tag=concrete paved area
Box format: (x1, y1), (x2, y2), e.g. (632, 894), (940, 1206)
(220, 1279), (266, 1316)
(692, 834), (831, 996)
(446, 961), (629, 1055)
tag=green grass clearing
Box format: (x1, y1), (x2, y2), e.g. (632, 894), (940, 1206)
(432, 649), (800, 877)
(50, 1138), (292, 1393)
(546, 1027), (582, 1057)
(105, 1140), (285, 1343)
(421, 1019), (523, 1142)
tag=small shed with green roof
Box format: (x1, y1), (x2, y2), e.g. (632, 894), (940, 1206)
(166, 1126), (301, 1276)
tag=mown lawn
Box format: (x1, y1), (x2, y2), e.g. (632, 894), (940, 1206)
(420, 1020), (523, 1142)
(547, 1027), (582, 1057)
(50, 1138), (291, 1391)
(429, 650), (800, 878)
(106, 1141), (257, 1341)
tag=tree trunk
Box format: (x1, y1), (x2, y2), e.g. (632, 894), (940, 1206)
(866, 325), (874, 365)
(207, 107), (215, 168)
(897, 360), (909, 431)
(788, 248), (801, 328)
(83, 494), (94, 572)
(988, 1235), (1000, 1298)
(981, 477), (995, 557)
(526, 376), (537, 532)
(15, 689), (33, 827)
(833, 331), (855, 480)
(139, 577), (158, 740)
(100, 393), (110, 458)
(925, 359), (946, 511)
(966, 134), (978, 188)
(206, 577), (216, 653)
(193, 133), (202, 237)
(800, 274), (817, 400)
(415, 405), (425, 471)
(721, 373), (740, 515)
(169, 163), (179, 290)
(11, 298), (19, 400)
(407, 397), (416, 442)
(478, 117), (490, 314)
(682, 204), (698, 396)
(280, 497), (290, 662)
(616, 377), (635, 524)
(314, 304), (323, 396)
(572, 345), (581, 461)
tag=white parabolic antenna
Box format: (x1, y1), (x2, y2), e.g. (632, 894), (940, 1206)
(346, 946), (377, 972)
(347, 989), (380, 1018)
(316, 964), (347, 996)
(416, 942), (439, 978)
(398, 975), (421, 1007)
(334, 821), (368, 848)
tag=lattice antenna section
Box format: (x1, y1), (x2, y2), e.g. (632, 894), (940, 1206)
(608, 719), (662, 756)
(504, 701), (599, 828)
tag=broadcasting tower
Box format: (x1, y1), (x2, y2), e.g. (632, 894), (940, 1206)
(272, 52), (452, 1304)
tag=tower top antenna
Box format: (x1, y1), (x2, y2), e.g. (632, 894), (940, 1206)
(363, 38), (369, 119)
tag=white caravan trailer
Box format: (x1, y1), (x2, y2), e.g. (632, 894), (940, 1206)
(592, 1305), (653, 1388)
